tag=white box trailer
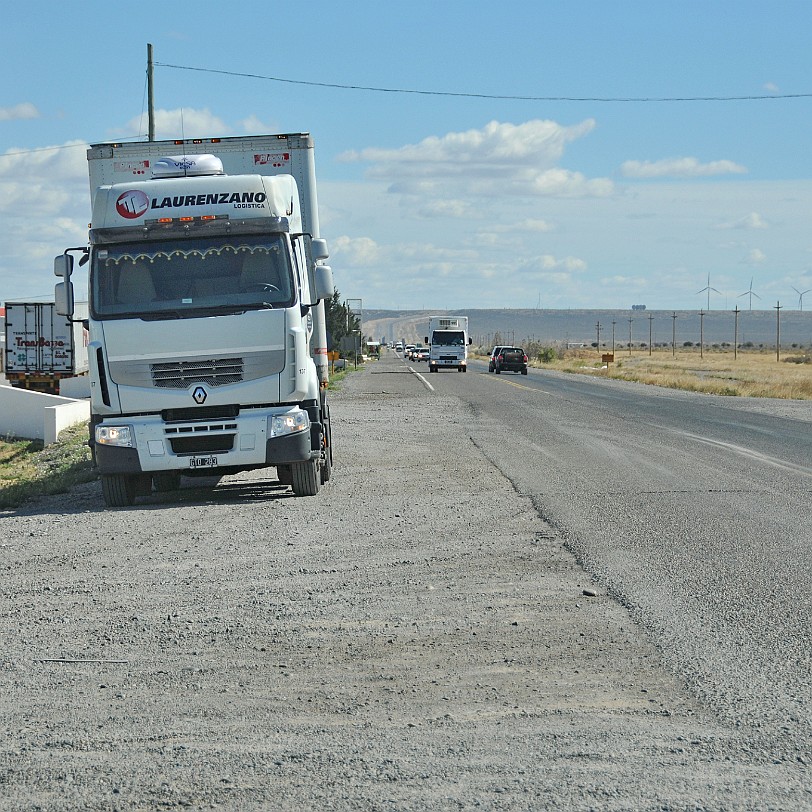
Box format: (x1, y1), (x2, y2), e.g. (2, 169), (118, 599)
(4, 301), (89, 393)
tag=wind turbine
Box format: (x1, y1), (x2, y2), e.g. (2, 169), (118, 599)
(696, 273), (721, 310)
(792, 285), (812, 311)
(738, 277), (761, 311)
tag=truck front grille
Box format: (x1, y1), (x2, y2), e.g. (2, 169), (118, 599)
(151, 357), (244, 388)
(167, 432), (236, 455)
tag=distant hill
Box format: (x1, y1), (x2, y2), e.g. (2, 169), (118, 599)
(362, 308), (812, 349)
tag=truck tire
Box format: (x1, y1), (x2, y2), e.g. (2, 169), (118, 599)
(101, 473), (141, 507)
(521, 368), (528, 375)
(495, 366), (500, 374)
(320, 404), (333, 484)
(152, 472), (182, 492)
(291, 459), (320, 496)
(277, 465), (292, 486)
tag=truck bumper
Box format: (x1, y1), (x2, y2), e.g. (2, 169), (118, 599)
(93, 408), (315, 476)
(429, 358), (465, 370)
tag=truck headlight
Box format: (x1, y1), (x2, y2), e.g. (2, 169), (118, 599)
(268, 409), (309, 438)
(95, 425), (134, 447)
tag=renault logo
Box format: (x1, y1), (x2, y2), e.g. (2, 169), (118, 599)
(192, 386), (207, 404)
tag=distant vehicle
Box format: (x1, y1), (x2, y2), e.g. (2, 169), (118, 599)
(425, 316), (471, 372)
(395, 341), (404, 353)
(404, 344), (416, 359)
(413, 346), (429, 362)
(488, 345), (507, 373)
(494, 347), (528, 375)
(4, 301), (89, 394)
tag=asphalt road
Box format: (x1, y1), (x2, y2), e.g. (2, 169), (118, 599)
(411, 352), (812, 753)
(0, 351), (809, 810)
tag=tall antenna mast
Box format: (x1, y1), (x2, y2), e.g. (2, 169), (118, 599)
(147, 43), (155, 141)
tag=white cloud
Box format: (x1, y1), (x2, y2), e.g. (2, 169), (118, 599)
(332, 235), (383, 266)
(111, 108), (231, 141)
(0, 103), (39, 122)
(238, 115), (279, 134)
(0, 140), (95, 298)
(716, 212), (769, 230)
(493, 218), (556, 234)
(621, 157), (747, 179)
(417, 199), (476, 219)
(746, 248), (767, 264)
(763, 82), (780, 94)
(519, 254), (588, 275)
(340, 119), (613, 199)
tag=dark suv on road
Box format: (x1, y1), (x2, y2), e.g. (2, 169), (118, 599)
(488, 346), (506, 372)
(494, 347), (528, 375)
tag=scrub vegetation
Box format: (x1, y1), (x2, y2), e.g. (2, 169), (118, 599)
(0, 423), (95, 509)
(530, 347), (812, 399)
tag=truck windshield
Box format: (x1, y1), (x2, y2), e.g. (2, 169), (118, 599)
(431, 330), (465, 346)
(91, 234), (295, 319)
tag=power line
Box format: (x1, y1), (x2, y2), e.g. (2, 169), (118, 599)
(155, 61), (812, 103)
(0, 137), (146, 162)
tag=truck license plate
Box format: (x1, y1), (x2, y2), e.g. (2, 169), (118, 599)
(189, 455), (218, 469)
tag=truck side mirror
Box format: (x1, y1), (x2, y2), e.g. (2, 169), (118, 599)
(54, 253), (73, 278)
(313, 264), (333, 303)
(55, 281), (75, 317)
(311, 238), (329, 261)
(54, 253), (75, 317)
(468, 337), (473, 345)
(424, 336), (428, 344)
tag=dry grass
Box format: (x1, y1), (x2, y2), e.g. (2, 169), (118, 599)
(536, 348), (812, 399)
(0, 423), (97, 508)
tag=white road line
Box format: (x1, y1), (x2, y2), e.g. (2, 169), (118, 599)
(681, 432), (812, 479)
(408, 366), (435, 391)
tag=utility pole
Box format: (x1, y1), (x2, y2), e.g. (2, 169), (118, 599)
(733, 305), (739, 360)
(699, 310), (705, 359)
(346, 298), (363, 368)
(774, 301), (782, 361)
(595, 321), (602, 354)
(611, 320), (616, 356)
(147, 43), (155, 142)
(648, 314), (654, 356)
(628, 317), (633, 356)
(671, 311), (678, 358)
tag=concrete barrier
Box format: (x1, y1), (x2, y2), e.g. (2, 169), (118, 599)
(0, 383), (89, 445)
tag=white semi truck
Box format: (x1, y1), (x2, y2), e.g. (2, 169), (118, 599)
(425, 316), (471, 372)
(4, 301), (89, 393)
(54, 134), (334, 507)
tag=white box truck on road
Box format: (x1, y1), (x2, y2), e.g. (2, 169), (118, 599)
(4, 301), (89, 394)
(54, 134), (334, 507)
(425, 316), (471, 372)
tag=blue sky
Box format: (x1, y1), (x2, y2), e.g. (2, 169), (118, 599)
(3, 0), (812, 311)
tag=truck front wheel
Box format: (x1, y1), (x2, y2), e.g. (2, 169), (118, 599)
(291, 459), (320, 496)
(101, 473), (148, 507)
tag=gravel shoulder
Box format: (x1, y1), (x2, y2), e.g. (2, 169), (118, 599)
(0, 358), (807, 810)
